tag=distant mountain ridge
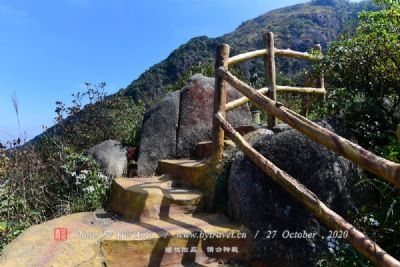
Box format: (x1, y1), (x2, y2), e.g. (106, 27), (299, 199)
(121, 0), (375, 104)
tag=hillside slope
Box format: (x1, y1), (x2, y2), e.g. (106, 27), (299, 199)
(121, 0), (375, 104)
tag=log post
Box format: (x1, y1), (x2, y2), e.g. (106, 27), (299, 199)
(314, 44), (325, 89)
(264, 32), (277, 129)
(211, 44), (230, 166)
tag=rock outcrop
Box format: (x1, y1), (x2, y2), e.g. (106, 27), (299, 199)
(137, 74), (252, 176)
(88, 140), (127, 178)
(137, 91), (180, 176)
(176, 74), (252, 157)
(228, 119), (363, 267)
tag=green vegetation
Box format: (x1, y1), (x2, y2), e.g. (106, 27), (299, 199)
(55, 82), (145, 150)
(1, 1), (400, 265)
(0, 139), (111, 250)
(0, 84), (145, 250)
(316, 0), (400, 265)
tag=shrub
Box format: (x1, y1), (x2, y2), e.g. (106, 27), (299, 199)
(319, 0), (400, 149)
(0, 137), (112, 250)
(316, 0), (400, 265)
(0, 84), (136, 250)
(55, 82), (145, 151)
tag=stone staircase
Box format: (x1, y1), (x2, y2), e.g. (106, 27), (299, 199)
(0, 140), (252, 267)
(109, 176), (205, 221)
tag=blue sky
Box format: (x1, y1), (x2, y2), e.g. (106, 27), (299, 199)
(0, 0), (315, 143)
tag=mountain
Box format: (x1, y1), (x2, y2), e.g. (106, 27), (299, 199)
(121, 0), (376, 104)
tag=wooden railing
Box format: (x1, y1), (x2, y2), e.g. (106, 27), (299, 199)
(210, 32), (400, 267)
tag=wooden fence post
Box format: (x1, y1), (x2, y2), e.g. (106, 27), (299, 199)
(314, 44), (325, 89)
(264, 32), (277, 129)
(211, 44), (230, 166)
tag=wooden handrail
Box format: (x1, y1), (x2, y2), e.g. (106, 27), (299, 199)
(228, 49), (267, 65)
(226, 87), (269, 111)
(227, 47), (319, 66)
(277, 85), (326, 94)
(225, 86), (326, 112)
(214, 112), (400, 267)
(275, 48), (319, 61)
(217, 67), (400, 187)
(212, 33), (399, 265)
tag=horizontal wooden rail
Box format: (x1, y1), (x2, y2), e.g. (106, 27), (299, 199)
(228, 48), (319, 66)
(275, 48), (319, 61)
(226, 87), (269, 111)
(225, 86), (325, 112)
(217, 67), (400, 187)
(277, 85), (326, 94)
(228, 49), (267, 65)
(214, 112), (400, 267)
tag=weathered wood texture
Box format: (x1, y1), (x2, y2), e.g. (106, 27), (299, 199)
(228, 49), (267, 65)
(313, 44), (325, 89)
(225, 86), (326, 112)
(215, 112), (400, 267)
(264, 32), (277, 128)
(217, 67), (400, 187)
(211, 44), (230, 165)
(277, 85), (326, 94)
(226, 87), (269, 111)
(275, 48), (319, 61)
(227, 48), (319, 66)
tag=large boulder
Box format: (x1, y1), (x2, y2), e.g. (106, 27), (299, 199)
(87, 140), (127, 178)
(228, 119), (363, 266)
(176, 74), (252, 157)
(136, 74), (252, 176)
(137, 91), (180, 176)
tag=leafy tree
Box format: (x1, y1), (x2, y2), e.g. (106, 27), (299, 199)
(321, 0), (400, 150)
(317, 1), (400, 265)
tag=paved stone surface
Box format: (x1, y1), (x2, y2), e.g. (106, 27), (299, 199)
(0, 212), (250, 267)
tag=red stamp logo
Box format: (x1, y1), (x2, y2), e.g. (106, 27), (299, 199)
(54, 228), (68, 241)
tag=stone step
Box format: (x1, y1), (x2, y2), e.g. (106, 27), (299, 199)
(156, 159), (209, 191)
(156, 159), (217, 211)
(0, 211), (251, 267)
(194, 140), (236, 159)
(109, 177), (204, 221)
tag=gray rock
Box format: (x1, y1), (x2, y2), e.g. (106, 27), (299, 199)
(137, 91), (180, 176)
(228, 119), (363, 266)
(176, 74), (252, 157)
(271, 123), (292, 133)
(87, 140), (127, 178)
(243, 128), (273, 145)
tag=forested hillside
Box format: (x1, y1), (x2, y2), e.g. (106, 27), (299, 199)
(122, 0), (375, 104)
